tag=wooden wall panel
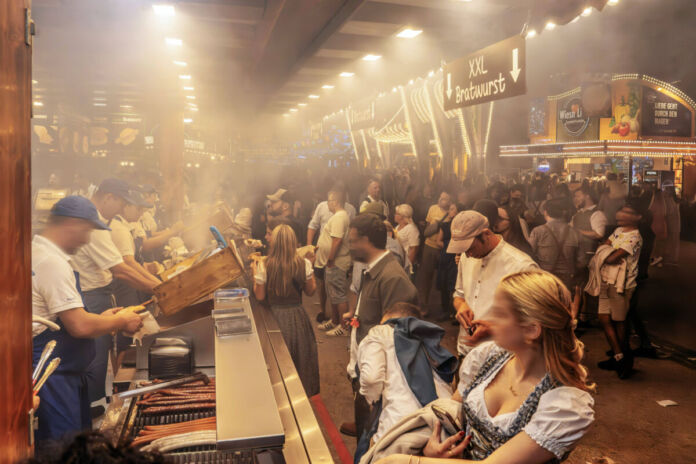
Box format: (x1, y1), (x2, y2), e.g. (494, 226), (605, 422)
(0, 0), (33, 461)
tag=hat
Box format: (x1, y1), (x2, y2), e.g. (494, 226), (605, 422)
(127, 190), (154, 208)
(447, 211), (489, 254)
(361, 202), (386, 219)
(51, 196), (110, 230)
(97, 178), (146, 206)
(266, 188), (288, 202)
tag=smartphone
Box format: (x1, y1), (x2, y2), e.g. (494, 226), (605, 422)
(431, 404), (463, 435)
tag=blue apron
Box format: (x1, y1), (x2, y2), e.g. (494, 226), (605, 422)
(33, 272), (96, 447)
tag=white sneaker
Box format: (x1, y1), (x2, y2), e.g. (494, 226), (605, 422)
(326, 325), (347, 336)
(318, 320), (336, 331)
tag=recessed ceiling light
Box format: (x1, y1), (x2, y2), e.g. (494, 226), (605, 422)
(93, 103), (107, 107)
(165, 37), (183, 46)
(545, 22), (556, 30)
(362, 54), (382, 61)
(179, 74), (191, 80)
(173, 61), (187, 67)
(32, 80), (38, 84)
(608, 0), (619, 5)
(322, 84), (335, 89)
(396, 28), (423, 39)
(428, 70), (435, 77)
(308, 94), (320, 99)
(526, 29), (537, 38)
(582, 7), (592, 16)
(152, 4), (175, 16)
(33, 101), (43, 107)
(183, 86), (195, 91)
(298, 103), (307, 107)
(392, 87), (397, 92)
(339, 72), (355, 77)
(289, 108), (298, 113)
(93, 97), (107, 101)
(189, 107), (199, 112)
(186, 95), (196, 100)
(183, 118), (193, 123)
(120, 105), (132, 109)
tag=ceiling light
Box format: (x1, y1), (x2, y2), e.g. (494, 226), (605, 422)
(608, 0), (619, 4)
(362, 54), (382, 61)
(339, 71), (355, 77)
(409, 79), (414, 85)
(179, 74), (191, 80)
(33, 101), (43, 107)
(298, 103), (307, 107)
(165, 37), (182, 46)
(183, 86), (194, 91)
(186, 95), (196, 100)
(582, 7), (592, 16)
(308, 94), (320, 99)
(183, 118), (193, 123)
(526, 29), (537, 38)
(93, 103), (107, 107)
(120, 105), (132, 109)
(428, 70), (435, 77)
(545, 22), (556, 30)
(32, 80), (38, 84)
(152, 4), (175, 16)
(93, 97), (107, 101)
(322, 84), (335, 89)
(392, 87), (397, 93)
(173, 60), (187, 67)
(189, 107), (199, 112)
(396, 28), (423, 39)
(289, 108), (298, 113)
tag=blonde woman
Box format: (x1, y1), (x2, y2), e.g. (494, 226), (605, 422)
(394, 204), (420, 274)
(252, 224), (320, 396)
(378, 271), (594, 464)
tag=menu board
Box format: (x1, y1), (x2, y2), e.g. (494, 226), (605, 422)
(641, 87), (693, 138)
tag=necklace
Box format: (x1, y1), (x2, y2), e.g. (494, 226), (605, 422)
(509, 384), (518, 396)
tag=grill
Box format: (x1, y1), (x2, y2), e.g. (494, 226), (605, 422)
(119, 387), (262, 464)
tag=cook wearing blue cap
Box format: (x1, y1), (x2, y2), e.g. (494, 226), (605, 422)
(32, 199), (144, 451)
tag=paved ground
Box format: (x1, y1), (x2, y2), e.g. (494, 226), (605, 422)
(304, 241), (696, 464)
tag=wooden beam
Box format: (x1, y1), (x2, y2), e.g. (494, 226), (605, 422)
(0, 0), (33, 460)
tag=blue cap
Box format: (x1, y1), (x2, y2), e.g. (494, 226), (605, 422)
(51, 196), (110, 230)
(97, 178), (151, 207)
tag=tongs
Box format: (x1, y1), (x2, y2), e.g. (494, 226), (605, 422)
(116, 372), (209, 399)
(32, 340), (57, 385)
(33, 357), (61, 395)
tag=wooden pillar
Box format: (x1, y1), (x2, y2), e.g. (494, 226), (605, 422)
(158, 107), (184, 220)
(0, 0), (33, 460)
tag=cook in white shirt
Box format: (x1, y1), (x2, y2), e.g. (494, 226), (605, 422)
(448, 211), (538, 355)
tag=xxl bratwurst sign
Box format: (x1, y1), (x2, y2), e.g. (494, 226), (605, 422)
(443, 35), (526, 110)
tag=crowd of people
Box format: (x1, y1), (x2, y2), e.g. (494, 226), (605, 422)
(30, 162), (685, 463)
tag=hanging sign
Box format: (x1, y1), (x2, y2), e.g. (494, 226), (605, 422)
(443, 35), (526, 110)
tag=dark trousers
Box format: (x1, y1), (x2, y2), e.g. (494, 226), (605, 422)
(82, 283), (115, 403)
(626, 280), (651, 347)
(417, 245), (441, 315)
(351, 377), (371, 442)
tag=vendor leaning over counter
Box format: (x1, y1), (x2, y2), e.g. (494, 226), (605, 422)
(70, 178), (161, 409)
(32, 196), (144, 452)
(136, 184), (185, 263)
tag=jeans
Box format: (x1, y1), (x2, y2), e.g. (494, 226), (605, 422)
(82, 283), (115, 403)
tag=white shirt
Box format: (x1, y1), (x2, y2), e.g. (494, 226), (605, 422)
(457, 342), (594, 461)
(315, 209), (352, 271)
(70, 212), (124, 291)
(360, 196), (389, 217)
(454, 239), (538, 355)
(606, 227), (642, 289)
(139, 209), (158, 235)
(396, 223), (420, 267)
(32, 235), (84, 336)
(110, 215), (136, 257)
(358, 324), (452, 442)
(253, 258), (314, 285)
(348, 250), (391, 378)
(308, 201), (356, 231)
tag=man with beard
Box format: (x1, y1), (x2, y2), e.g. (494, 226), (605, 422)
(340, 213), (418, 441)
(266, 188), (305, 245)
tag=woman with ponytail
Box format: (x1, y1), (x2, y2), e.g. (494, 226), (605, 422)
(376, 271), (594, 464)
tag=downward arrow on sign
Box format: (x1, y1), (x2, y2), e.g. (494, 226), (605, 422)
(446, 73), (453, 100)
(510, 48), (521, 83)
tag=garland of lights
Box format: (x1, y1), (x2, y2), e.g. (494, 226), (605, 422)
(422, 81), (444, 160)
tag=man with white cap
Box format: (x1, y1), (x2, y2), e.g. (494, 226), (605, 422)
(449, 211), (538, 356)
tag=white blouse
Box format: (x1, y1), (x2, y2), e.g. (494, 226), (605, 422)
(457, 342), (595, 461)
(253, 258), (314, 285)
